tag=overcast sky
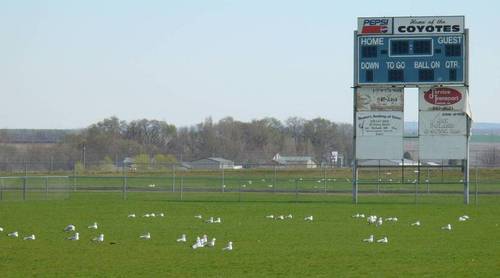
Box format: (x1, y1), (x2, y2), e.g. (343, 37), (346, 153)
(1, 0), (498, 129)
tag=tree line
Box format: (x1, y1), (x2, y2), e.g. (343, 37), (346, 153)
(0, 116), (353, 170)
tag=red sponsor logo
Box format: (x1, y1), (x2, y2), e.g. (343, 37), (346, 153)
(424, 87), (462, 105)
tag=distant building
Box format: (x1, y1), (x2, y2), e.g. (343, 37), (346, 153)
(272, 153), (317, 168)
(188, 157), (235, 169)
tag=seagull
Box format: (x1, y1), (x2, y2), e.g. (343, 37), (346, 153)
(92, 234), (104, 242)
(214, 217), (222, 223)
(376, 217), (383, 227)
(462, 215), (470, 220)
(206, 217), (214, 224)
(0, 227), (3, 232)
(442, 224), (452, 230)
(148, 184), (156, 188)
(276, 215), (285, 220)
(150, 213), (156, 217)
(411, 221), (421, 226)
(64, 224), (76, 232)
(201, 235), (208, 246)
(88, 222), (98, 229)
(352, 213), (361, 218)
(194, 215), (202, 219)
(377, 237), (388, 243)
(159, 213), (165, 217)
(207, 238), (216, 247)
(23, 234), (36, 240)
(265, 214), (274, 219)
(177, 234), (186, 242)
(367, 216), (377, 224)
(458, 216), (467, 222)
(140, 232), (151, 240)
(222, 241), (233, 251)
(68, 233), (79, 241)
(385, 217), (398, 222)
(268, 184), (273, 188)
(363, 235), (374, 243)
(304, 216), (313, 221)
(143, 213), (151, 218)
(8, 231), (18, 238)
(128, 214), (136, 218)
(192, 237), (203, 249)
(286, 214), (293, 219)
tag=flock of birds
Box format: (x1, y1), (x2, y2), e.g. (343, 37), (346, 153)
(0, 213), (233, 251)
(352, 213), (471, 243)
(265, 214), (314, 221)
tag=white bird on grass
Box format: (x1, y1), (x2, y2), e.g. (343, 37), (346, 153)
(377, 237), (388, 243)
(304, 216), (314, 221)
(150, 213), (156, 217)
(194, 215), (202, 219)
(363, 235), (374, 243)
(177, 234), (186, 242)
(148, 184), (156, 188)
(214, 217), (222, 223)
(411, 221), (421, 226)
(458, 216), (467, 222)
(0, 227), (3, 232)
(266, 214), (274, 219)
(128, 214), (136, 218)
(206, 217), (214, 224)
(222, 241), (233, 251)
(192, 237), (203, 249)
(8, 231), (18, 238)
(367, 216), (377, 224)
(23, 234), (36, 240)
(92, 234), (104, 242)
(276, 215), (285, 220)
(385, 217), (398, 222)
(64, 224), (76, 232)
(442, 224), (452, 230)
(376, 218), (383, 227)
(201, 235), (208, 246)
(207, 238), (216, 247)
(462, 215), (470, 220)
(159, 213), (165, 217)
(68, 233), (79, 241)
(88, 222), (98, 229)
(286, 214), (293, 219)
(140, 232), (151, 240)
(143, 213), (151, 218)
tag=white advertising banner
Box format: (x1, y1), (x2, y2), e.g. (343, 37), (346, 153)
(419, 111), (467, 136)
(393, 16), (465, 35)
(356, 111), (403, 159)
(419, 87), (469, 114)
(356, 111), (404, 136)
(419, 136), (467, 160)
(357, 88), (404, 111)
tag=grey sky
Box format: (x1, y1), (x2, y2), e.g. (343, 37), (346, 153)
(0, 0), (498, 129)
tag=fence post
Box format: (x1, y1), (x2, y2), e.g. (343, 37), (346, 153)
(474, 166), (478, 206)
(23, 176), (27, 201)
(45, 176), (49, 200)
(221, 167), (225, 193)
(172, 165), (176, 193)
(323, 166), (327, 193)
(273, 166), (277, 193)
(122, 166), (127, 200)
(180, 175), (184, 201)
(295, 179), (298, 201)
(73, 163), (77, 192)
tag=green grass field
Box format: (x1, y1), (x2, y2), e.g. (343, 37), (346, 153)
(1, 192), (499, 277)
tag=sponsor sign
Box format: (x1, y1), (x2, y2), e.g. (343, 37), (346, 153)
(419, 136), (467, 159)
(393, 16), (464, 34)
(356, 111), (403, 136)
(419, 86), (468, 112)
(357, 87), (403, 111)
(419, 111), (467, 136)
(358, 17), (393, 35)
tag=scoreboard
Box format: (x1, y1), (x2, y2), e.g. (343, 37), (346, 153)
(355, 16), (467, 86)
